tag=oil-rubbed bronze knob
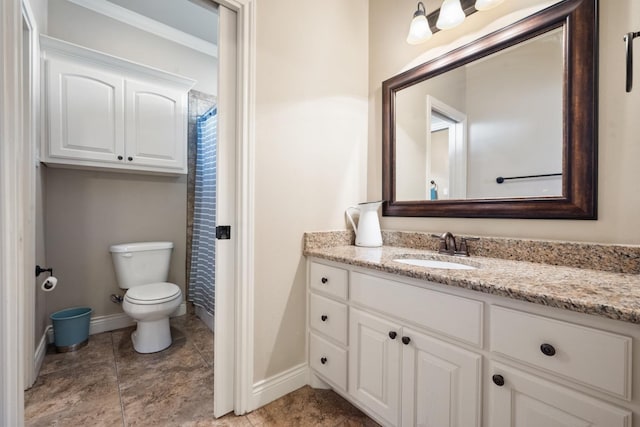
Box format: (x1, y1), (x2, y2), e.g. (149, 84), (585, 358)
(320, 357), (327, 365)
(388, 331), (397, 339)
(321, 277), (328, 284)
(492, 374), (505, 387)
(540, 343), (556, 356)
(127, 156), (133, 161)
(117, 155), (123, 160)
(402, 336), (411, 345)
(321, 315), (328, 322)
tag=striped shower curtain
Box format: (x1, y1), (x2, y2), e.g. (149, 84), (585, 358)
(188, 107), (217, 315)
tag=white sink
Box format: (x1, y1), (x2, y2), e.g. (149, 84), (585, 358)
(393, 258), (477, 270)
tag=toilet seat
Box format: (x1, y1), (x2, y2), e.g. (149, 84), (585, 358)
(125, 282), (181, 305)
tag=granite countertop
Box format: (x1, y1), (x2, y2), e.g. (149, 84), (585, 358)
(304, 244), (640, 324)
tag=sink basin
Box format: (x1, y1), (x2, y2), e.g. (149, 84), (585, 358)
(393, 258), (477, 270)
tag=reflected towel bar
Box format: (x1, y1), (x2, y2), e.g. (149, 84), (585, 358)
(625, 31), (640, 93)
(496, 173), (562, 184)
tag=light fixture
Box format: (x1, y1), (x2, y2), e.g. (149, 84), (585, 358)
(406, 2), (433, 45)
(474, 0), (506, 11)
(436, 0), (466, 31)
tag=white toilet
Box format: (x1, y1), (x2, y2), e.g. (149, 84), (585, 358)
(109, 241), (182, 353)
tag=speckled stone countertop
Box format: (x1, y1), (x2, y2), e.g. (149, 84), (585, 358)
(303, 231), (640, 324)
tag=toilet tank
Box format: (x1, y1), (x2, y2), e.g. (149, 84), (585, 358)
(109, 241), (173, 289)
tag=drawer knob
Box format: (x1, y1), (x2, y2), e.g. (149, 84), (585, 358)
(401, 336), (411, 345)
(127, 156), (133, 161)
(321, 277), (328, 284)
(388, 331), (397, 339)
(492, 374), (505, 387)
(320, 357), (327, 365)
(540, 343), (556, 356)
(117, 155), (123, 160)
(321, 315), (328, 322)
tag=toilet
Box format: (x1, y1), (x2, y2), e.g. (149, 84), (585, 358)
(109, 241), (182, 353)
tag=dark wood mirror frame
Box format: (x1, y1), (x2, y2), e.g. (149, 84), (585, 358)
(382, 0), (597, 219)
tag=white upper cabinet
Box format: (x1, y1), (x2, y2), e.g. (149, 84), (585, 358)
(41, 36), (195, 175)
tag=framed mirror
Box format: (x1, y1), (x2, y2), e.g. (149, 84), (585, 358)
(382, 0), (597, 219)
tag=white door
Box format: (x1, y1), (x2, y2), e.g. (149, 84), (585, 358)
(125, 80), (186, 171)
(213, 4), (237, 418)
(349, 308), (401, 426)
(401, 328), (481, 427)
(47, 57), (125, 163)
(489, 362), (631, 427)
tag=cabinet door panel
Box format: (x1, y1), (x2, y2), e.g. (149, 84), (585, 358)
(349, 308), (401, 426)
(126, 80), (186, 171)
(48, 58), (124, 162)
(489, 362), (631, 427)
(402, 328), (481, 427)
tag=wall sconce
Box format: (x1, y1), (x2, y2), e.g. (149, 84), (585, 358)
(407, 0), (507, 44)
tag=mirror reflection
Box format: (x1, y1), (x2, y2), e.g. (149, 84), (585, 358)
(395, 27), (564, 202)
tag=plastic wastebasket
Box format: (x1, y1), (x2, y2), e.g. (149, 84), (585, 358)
(50, 307), (93, 352)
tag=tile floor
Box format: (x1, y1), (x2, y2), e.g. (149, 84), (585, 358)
(25, 310), (378, 426)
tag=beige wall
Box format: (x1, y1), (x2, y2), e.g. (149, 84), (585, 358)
(46, 0), (218, 94)
(369, 0), (640, 244)
(44, 168), (186, 317)
(253, 0), (369, 381)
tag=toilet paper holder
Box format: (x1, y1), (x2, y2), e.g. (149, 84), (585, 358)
(35, 265), (53, 277)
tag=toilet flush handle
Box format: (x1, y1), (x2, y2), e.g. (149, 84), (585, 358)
(121, 253), (133, 258)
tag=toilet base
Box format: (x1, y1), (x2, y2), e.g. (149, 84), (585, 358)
(131, 317), (172, 353)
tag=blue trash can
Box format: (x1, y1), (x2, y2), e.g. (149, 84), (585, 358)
(50, 307), (93, 352)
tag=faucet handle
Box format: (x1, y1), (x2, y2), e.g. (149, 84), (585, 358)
(430, 234), (447, 252)
(455, 237), (479, 257)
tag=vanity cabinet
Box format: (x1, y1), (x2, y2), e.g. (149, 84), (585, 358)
(489, 362), (631, 426)
(307, 257), (636, 427)
(41, 35), (195, 175)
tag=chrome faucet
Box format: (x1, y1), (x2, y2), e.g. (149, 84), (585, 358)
(430, 232), (479, 257)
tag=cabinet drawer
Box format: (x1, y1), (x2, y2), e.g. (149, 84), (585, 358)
(490, 306), (632, 399)
(310, 293), (348, 345)
(309, 262), (348, 300)
(310, 333), (347, 390)
(350, 271), (483, 347)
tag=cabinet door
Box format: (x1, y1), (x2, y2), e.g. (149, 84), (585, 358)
(47, 57), (125, 163)
(349, 308), (401, 426)
(125, 80), (187, 171)
(489, 362), (631, 427)
(401, 328), (481, 427)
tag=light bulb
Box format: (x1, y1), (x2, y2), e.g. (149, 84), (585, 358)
(407, 14), (432, 44)
(436, 0), (466, 31)
(475, 0), (506, 11)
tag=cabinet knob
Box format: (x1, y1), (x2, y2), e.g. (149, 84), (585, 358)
(127, 156), (133, 161)
(388, 331), (397, 339)
(401, 336), (411, 345)
(540, 343), (556, 356)
(492, 374), (505, 387)
(320, 357), (327, 365)
(321, 277), (328, 284)
(117, 155), (123, 160)
(321, 315), (328, 322)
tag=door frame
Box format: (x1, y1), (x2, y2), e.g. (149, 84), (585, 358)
(0, 0), (257, 423)
(214, 0), (256, 414)
(1, 0), (27, 424)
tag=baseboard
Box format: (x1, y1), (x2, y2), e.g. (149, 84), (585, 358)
(47, 302), (187, 343)
(34, 327), (50, 377)
(251, 362), (309, 410)
(195, 305), (214, 332)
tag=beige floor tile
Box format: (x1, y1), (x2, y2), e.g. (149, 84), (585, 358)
(247, 386), (378, 427)
(25, 361), (122, 427)
(39, 331), (115, 375)
(120, 364), (214, 426)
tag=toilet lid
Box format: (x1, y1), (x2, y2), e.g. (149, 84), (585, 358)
(125, 282), (181, 305)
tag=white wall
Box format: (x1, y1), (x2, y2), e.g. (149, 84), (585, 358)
(369, 0), (640, 244)
(253, 0), (369, 382)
